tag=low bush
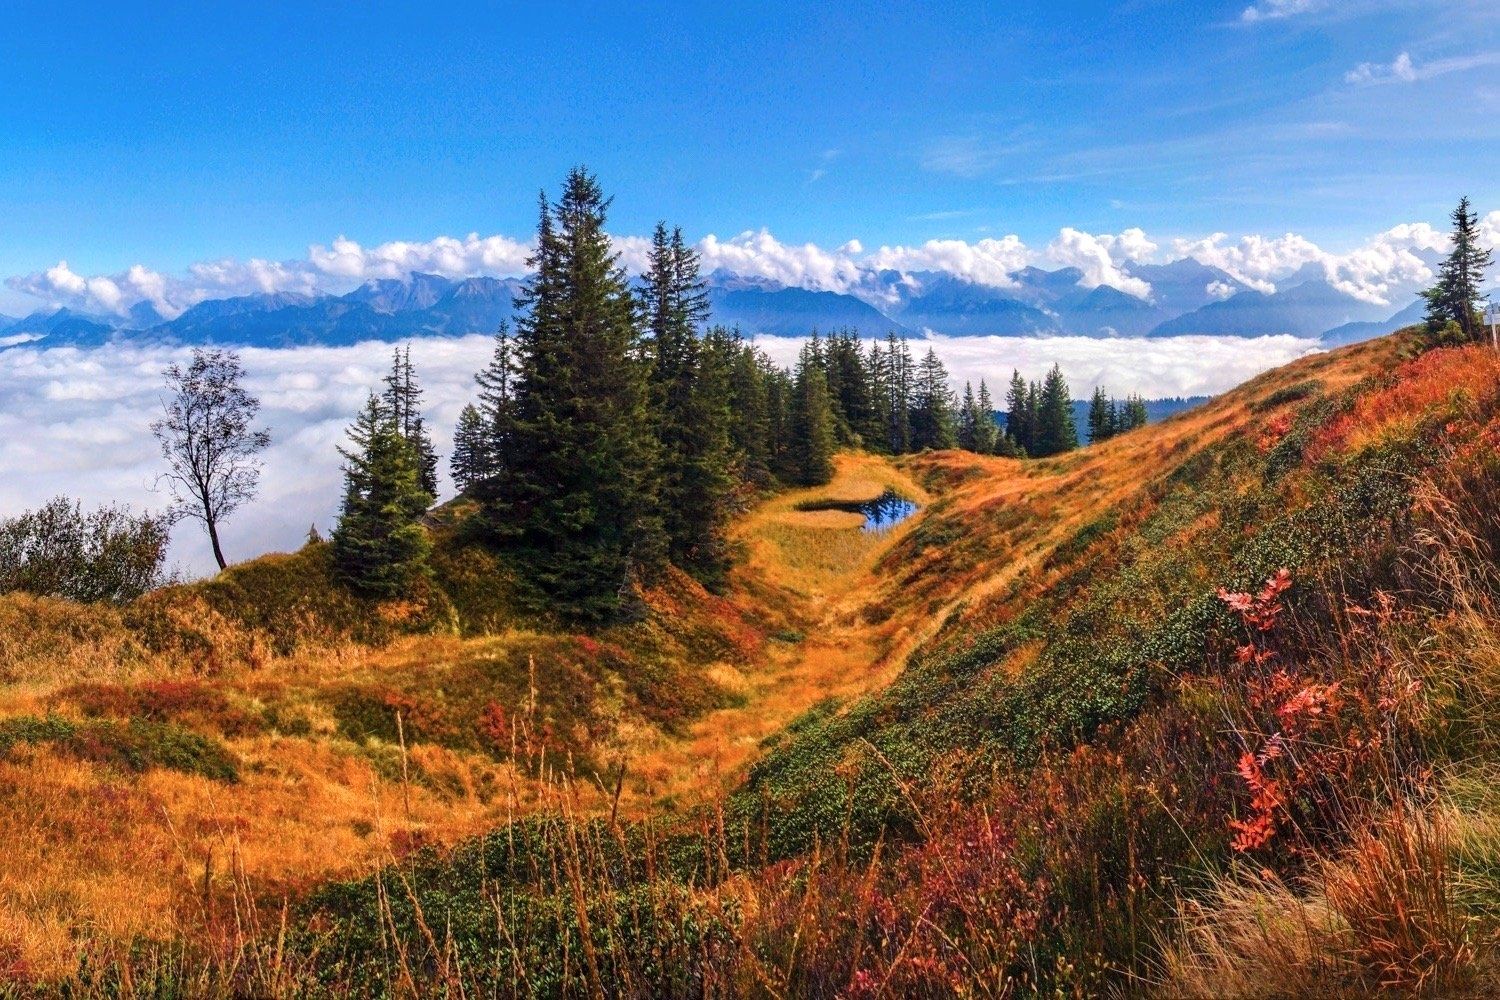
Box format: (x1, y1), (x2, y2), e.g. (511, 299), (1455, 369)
(54, 678), (263, 737)
(0, 497), (170, 603)
(0, 714), (239, 782)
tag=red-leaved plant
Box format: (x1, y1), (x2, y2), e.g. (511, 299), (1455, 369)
(1218, 572), (1424, 853)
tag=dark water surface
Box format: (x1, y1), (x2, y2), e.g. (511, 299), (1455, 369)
(855, 490), (919, 532)
(798, 488), (920, 533)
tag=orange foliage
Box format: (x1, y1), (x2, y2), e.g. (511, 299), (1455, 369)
(1309, 346), (1500, 462)
(1219, 574), (1426, 854)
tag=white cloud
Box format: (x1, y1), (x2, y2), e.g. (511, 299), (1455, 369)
(864, 236), (1031, 289)
(1324, 222), (1445, 304)
(1206, 280), (1237, 300)
(1346, 51), (1417, 83)
(6, 212), (1491, 322)
(1346, 50), (1500, 85)
(1480, 210), (1500, 252)
(697, 229), (868, 291)
(307, 233), (532, 281)
(1241, 0), (1319, 23)
(1045, 228), (1155, 299)
(10, 261), (134, 318)
(1171, 232), (1325, 294)
(1174, 223), (1446, 306)
(6, 234), (535, 321)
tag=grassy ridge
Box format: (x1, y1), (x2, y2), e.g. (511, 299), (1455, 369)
(11, 331), (1500, 995)
(264, 334), (1500, 996)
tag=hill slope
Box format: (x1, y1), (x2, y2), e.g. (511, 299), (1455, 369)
(7, 328), (1500, 995)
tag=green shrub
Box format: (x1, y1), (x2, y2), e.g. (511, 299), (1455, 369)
(0, 714), (238, 782)
(1250, 379), (1323, 412)
(0, 497), (170, 603)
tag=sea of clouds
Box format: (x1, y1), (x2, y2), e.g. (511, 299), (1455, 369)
(0, 333), (1320, 577)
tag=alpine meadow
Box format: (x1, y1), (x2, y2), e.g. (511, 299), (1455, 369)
(3, 3), (1500, 997)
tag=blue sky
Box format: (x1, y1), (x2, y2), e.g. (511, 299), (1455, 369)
(2, 0), (1497, 314)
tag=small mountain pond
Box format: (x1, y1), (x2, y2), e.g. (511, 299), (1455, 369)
(797, 488), (920, 533)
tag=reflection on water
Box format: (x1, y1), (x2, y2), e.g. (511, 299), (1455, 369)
(855, 489), (919, 533)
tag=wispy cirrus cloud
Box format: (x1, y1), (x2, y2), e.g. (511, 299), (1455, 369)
(1240, 0), (1321, 23)
(1345, 49), (1500, 84)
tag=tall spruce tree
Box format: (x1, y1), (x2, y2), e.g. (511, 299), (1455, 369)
(450, 403), (488, 492)
(884, 332), (914, 454)
(1034, 364), (1078, 457)
(480, 169), (663, 621)
(642, 223), (734, 588)
(974, 380), (1000, 454)
(1087, 386), (1114, 444)
(717, 329), (774, 486)
(865, 341), (892, 453)
(332, 394), (433, 597)
(790, 340), (836, 485)
(823, 330), (877, 446)
(1026, 381), (1042, 450)
(1423, 196), (1494, 343)
(1121, 394), (1149, 431)
(911, 347), (957, 450)
(765, 361), (796, 481)
(957, 382), (980, 451)
(471, 323), (517, 484)
(382, 346), (440, 496)
(1005, 369), (1032, 455)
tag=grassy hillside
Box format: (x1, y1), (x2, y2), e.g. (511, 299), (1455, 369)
(8, 329), (1500, 996)
(0, 447), (927, 987)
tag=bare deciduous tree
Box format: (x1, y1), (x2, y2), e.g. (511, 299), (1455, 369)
(151, 348), (270, 570)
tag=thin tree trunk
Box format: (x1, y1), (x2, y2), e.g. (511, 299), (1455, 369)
(206, 516), (227, 570)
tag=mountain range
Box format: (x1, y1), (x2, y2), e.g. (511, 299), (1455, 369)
(0, 258), (1437, 351)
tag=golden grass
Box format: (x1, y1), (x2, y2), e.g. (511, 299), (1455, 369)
(736, 451), (929, 597)
(0, 451), (940, 978)
(620, 452), (934, 812)
(1162, 804), (1491, 998)
(0, 720), (527, 978)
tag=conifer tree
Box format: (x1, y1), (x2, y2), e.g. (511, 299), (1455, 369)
(884, 332), (913, 454)
(480, 168), (663, 621)
(865, 341), (892, 453)
(790, 340), (836, 485)
(957, 382), (979, 451)
(1026, 380), (1042, 449)
(974, 380), (1000, 454)
(718, 329), (774, 486)
(823, 330), (877, 446)
(765, 362), (796, 482)
(1087, 386), (1114, 444)
(642, 223), (734, 587)
(332, 394), (433, 597)
(1005, 369), (1032, 455)
(1034, 364), (1078, 457)
(1423, 196), (1494, 343)
(450, 403), (488, 492)
(472, 323), (517, 483)
(382, 346), (440, 496)
(911, 347), (957, 450)
(1121, 394), (1149, 431)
